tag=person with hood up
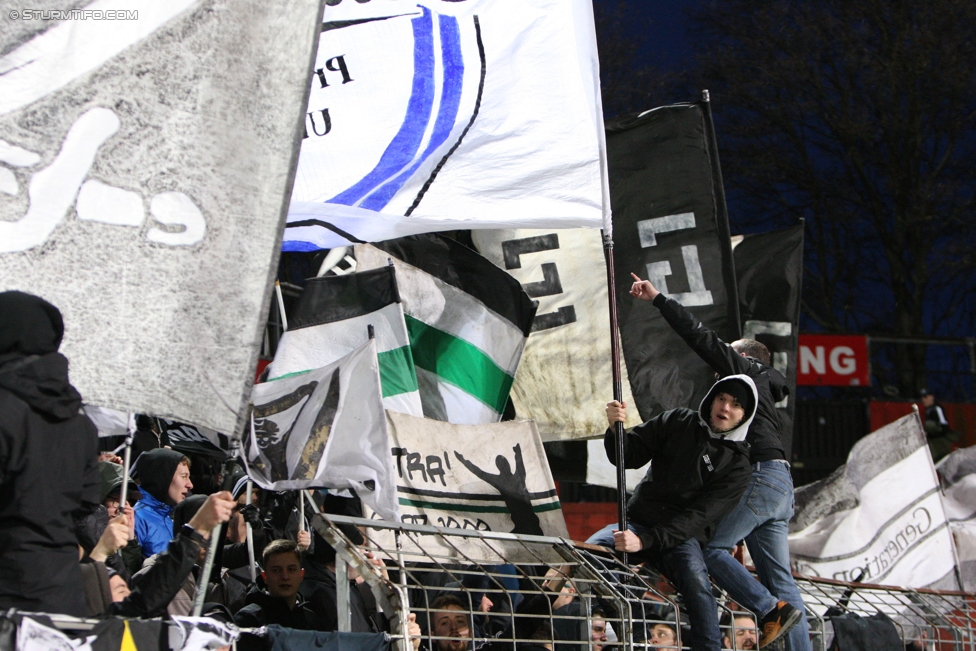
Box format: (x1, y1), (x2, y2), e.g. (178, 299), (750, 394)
(586, 374), (756, 651)
(0, 291), (101, 617)
(132, 448), (194, 556)
(629, 275), (805, 649)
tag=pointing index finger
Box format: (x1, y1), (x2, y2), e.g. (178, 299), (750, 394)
(630, 272), (641, 281)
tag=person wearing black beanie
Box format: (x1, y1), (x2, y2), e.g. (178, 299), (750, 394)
(132, 448), (193, 557)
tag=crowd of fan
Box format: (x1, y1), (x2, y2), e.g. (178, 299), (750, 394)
(0, 279), (769, 651)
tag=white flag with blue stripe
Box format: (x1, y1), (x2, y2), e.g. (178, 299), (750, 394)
(285, 0), (611, 252)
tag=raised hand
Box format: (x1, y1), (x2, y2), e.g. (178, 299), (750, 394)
(629, 272), (660, 301)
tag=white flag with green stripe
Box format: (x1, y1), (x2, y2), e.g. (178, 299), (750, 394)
(266, 266), (422, 417)
(365, 410), (568, 563)
(355, 234), (537, 424)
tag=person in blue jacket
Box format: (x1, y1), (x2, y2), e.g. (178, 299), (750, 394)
(132, 448), (193, 556)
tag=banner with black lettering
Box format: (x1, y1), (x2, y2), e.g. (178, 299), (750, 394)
(731, 224), (804, 459)
(0, 1), (321, 434)
(789, 414), (958, 591)
(607, 101), (740, 419)
(366, 411), (569, 563)
(284, 0), (611, 251)
(470, 228), (640, 440)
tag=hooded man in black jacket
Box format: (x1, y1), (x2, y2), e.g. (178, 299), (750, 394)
(629, 275), (806, 650)
(0, 291), (101, 617)
(586, 374), (755, 651)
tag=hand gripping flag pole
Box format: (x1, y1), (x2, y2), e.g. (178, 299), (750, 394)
(602, 231), (628, 566)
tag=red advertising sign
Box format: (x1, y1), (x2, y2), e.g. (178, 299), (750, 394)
(797, 334), (870, 386)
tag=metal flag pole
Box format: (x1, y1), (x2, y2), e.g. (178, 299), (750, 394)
(245, 478), (256, 583)
(118, 413), (136, 510)
(275, 279), (306, 537)
(193, 437), (240, 616)
(602, 230), (628, 566)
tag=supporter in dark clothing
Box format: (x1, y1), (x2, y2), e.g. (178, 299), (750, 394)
(135, 494), (232, 616)
(586, 375), (755, 651)
(132, 448), (193, 556)
(301, 527), (386, 632)
(920, 389), (959, 463)
(81, 490), (234, 618)
(0, 291), (101, 617)
(97, 461), (143, 573)
(630, 276), (806, 650)
(234, 539), (325, 629)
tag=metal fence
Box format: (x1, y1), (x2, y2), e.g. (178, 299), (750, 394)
(313, 513), (976, 651)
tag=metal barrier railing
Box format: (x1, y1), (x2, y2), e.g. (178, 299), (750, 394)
(313, 513), (976, 651)
(792, 573), (976, 650)
(313, 513), (761, 651)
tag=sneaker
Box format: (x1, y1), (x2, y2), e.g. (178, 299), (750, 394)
(758, 601), (801, 648)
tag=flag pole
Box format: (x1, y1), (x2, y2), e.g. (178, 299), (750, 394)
(245, 478), (256, 583)
(275, 280), (305, 537)
(118, 413), (136, 510)
(193, 440), (239, 617)
(602, 230), (628, 566)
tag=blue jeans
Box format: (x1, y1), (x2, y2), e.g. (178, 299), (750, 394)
(704, 460), (811, 651)
(587, 524), (723, 651)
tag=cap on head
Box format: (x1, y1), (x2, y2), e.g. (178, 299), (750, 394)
(711, 377), (756, 419)
(0, 291), (64, 356)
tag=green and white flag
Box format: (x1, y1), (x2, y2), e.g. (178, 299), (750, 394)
(355, 234), (537, 424)
(266, 266), (422, 417)
(245, 339), (399, 521)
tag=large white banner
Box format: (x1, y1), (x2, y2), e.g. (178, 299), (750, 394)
(366, 411), (569, 563)
(0, 0), (322, 434)
(789, 414), (959, 591)
(284, 0), (610, 252)
(471, 228), (640, 440)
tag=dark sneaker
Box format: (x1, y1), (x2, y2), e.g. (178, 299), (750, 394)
(758, 601), (801, 648)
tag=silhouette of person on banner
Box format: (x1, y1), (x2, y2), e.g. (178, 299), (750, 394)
(455, 445), (543, 536)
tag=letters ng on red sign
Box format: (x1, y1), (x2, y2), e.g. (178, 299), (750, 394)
(797, 335), (870, 386)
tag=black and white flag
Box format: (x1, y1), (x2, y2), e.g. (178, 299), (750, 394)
(607, 101), (740, 419)
(731, 224), (804, 458)
(244, 339), (399, 521)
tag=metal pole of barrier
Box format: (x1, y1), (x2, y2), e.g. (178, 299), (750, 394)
(336, 559), (352, 632)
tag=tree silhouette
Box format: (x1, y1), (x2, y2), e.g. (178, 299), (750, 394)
(682, 0), (976, 396)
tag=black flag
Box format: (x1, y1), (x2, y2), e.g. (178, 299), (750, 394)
(607, 100), (740, 419)
(732, 223), (804, 459)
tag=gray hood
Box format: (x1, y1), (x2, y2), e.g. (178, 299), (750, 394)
(697, 374), (758, 442)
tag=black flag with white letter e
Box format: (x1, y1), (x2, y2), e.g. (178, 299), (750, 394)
(607, 101), (740, 419)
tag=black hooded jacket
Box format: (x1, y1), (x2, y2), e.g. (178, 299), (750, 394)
(234, 588), (325, 630)
(0, 292), (100, 617)
(604, 375), (755, 553)
(652, 294), (789, 462)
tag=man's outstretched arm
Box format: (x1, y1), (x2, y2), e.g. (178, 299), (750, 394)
(630, 272), (748, 377)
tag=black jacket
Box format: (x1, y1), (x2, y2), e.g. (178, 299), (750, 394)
(605, 375), (755, 552)
(85, 526), (205, 618)
(0, 292), (100, 617)
(234, 589), (325, 630)
(300, 563), (382, 633)
(653, 294), (788, 462)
